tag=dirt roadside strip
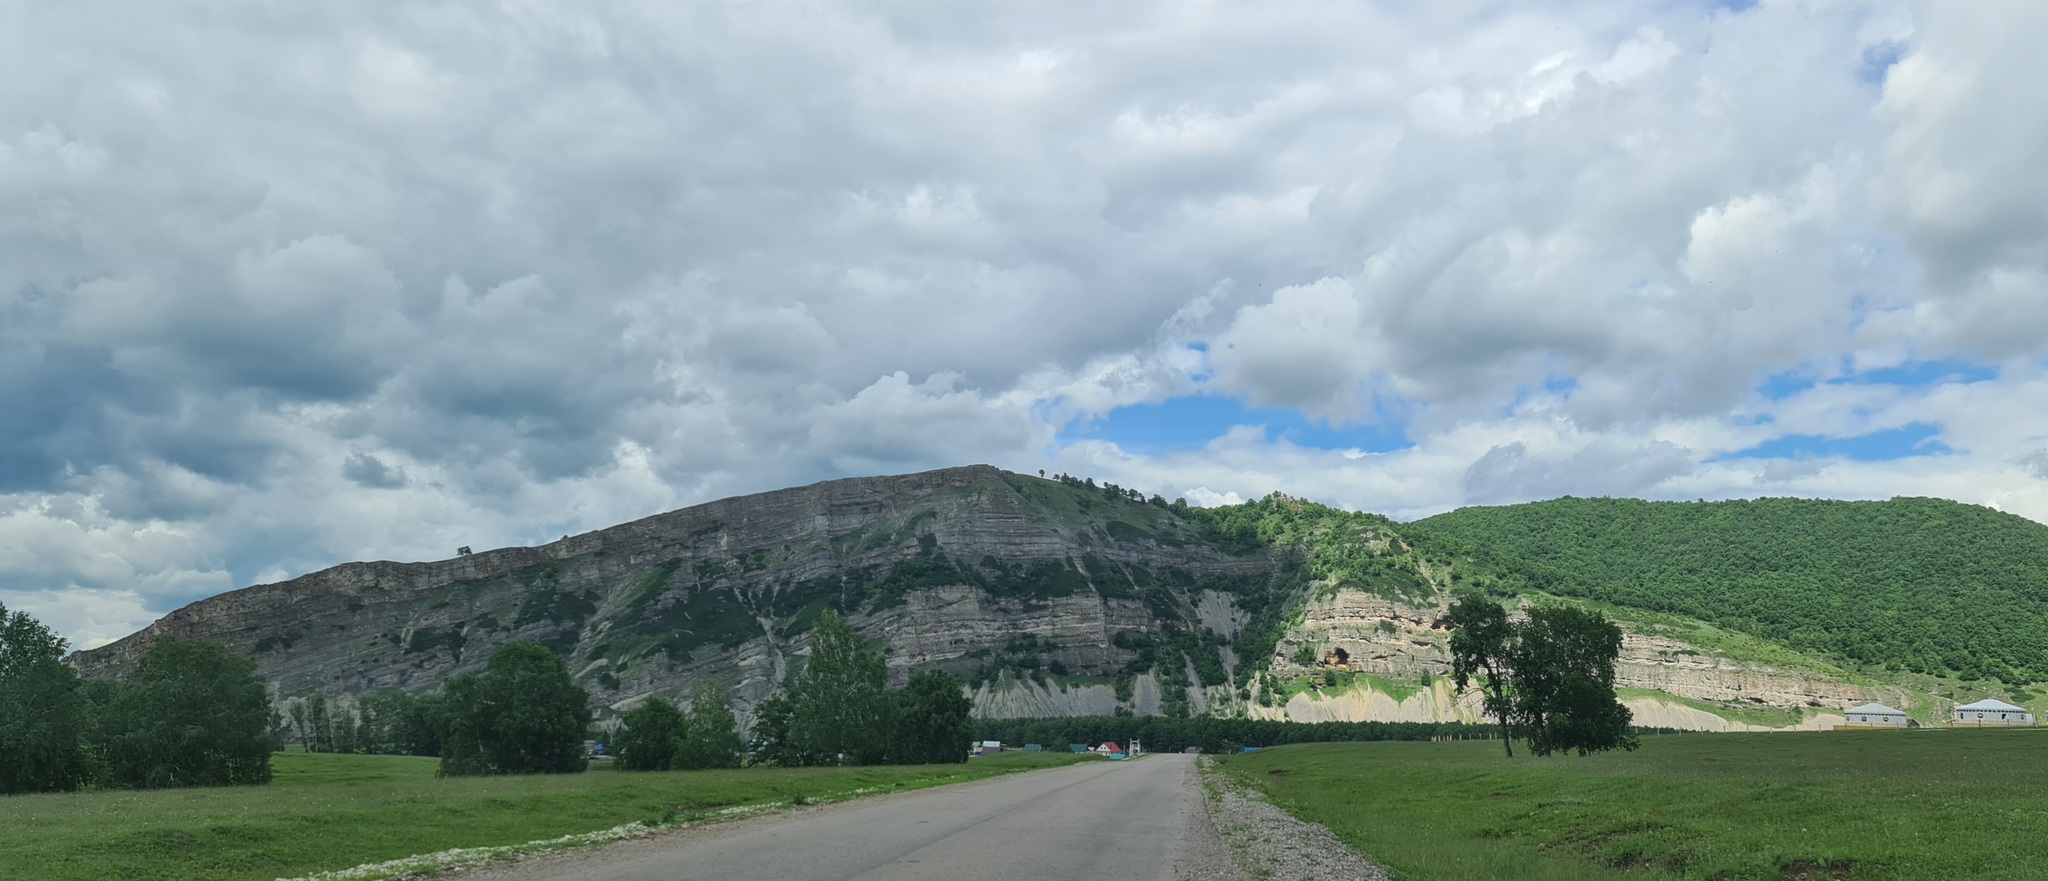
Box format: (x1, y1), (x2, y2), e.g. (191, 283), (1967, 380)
(1201, 757), (1392, 881)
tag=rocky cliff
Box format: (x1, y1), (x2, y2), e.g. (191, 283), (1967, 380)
(70, 466), (1291, 719)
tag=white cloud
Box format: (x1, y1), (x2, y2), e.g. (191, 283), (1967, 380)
(7, 0), (2048, 647)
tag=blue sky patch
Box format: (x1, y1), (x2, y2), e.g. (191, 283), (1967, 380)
(1061, 394), (1412, 456)
(1720, 421), (1952, 462)
(1754, 358), (1994, 401)
(1755, 371), (1817, 401)
(1858, 40), (1907, 87)
(1837, 358), (1996, 387)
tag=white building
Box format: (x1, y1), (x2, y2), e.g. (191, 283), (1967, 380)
(1842, 703), (1910, 727)
(1952, 699), (2036, 727)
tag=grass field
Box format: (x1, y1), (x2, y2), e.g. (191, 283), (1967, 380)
(0, 751), (1091, 881)
(1215, 729), (2048, 881)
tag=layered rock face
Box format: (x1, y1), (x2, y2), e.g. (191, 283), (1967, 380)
(1258, 586), (1888, 730)
(71, 466), (1280, 717)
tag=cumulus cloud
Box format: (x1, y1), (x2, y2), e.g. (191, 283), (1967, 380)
(6, 0), (2048, 645)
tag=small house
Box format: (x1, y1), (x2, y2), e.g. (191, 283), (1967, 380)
(978, 740), (1004, 756)
(1097, 741), (1122, 755)
(1842, 703), (1911, 728)
(1953, 699), (2036, 727)
(1069, 743), (1089, 753)
(1022, 743), (1043, 752)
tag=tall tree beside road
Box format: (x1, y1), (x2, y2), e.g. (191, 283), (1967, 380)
(677, 680), (745, 769)
(788, 612), (890, 765)
(746, 681), (809, 767)
(890, 669), (973, 764)
(437, 640), (592, 776)
(751, 615), (976, 767)
(0, 603), (93, 794)
(1445, 594), (1518, 758)
(103, 638), (275, 789)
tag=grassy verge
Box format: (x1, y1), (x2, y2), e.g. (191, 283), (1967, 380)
(1214, 730), (2048, 880)
(0, 751), (1093, 881)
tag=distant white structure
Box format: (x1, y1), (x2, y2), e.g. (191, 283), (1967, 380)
(1842, 703), (1911, 728)
(1952, 699), (2036, 727)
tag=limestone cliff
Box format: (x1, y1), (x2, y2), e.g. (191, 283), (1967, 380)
(70, 466), (1289, 719)
(1255, 584), (1900, 731)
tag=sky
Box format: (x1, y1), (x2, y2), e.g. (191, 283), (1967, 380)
(4, 0), (2047, 649)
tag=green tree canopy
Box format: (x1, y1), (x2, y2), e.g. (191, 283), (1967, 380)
(103, 638), (274, 789)
(1444, 594), (1517, 757)
(1417, 496), (2048, 684)
(0, 602), (93, 794)
(614, 696), (686, 771)
(890, 669), (972, 765)
(786, 612), (889, 765)
(676, 680), (744, 770)
(745, 680), (807, 767)
(1508, 605), (1637, 757)
(437, 640), (591, 777)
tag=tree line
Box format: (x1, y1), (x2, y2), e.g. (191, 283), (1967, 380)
(2, 601), (978, 794)
(1, 602), (273, 793)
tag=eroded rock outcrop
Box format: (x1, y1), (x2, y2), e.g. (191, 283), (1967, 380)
(71, 466), (1282, 719)
(1256, 586), (1889, 730)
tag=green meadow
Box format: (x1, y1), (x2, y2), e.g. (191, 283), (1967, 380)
(0, 751), (1089, 881)
(1215, 729), (2048, 881)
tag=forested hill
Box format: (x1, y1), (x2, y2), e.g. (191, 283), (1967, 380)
(1412, 497), (2048, 685)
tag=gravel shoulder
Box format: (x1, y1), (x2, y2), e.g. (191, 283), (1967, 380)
(1200, 757), (1391, 881)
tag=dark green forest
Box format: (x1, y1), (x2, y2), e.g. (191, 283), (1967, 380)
(1414, 496), (2048, 684)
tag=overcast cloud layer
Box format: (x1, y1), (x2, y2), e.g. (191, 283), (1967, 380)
(6, 0), (2048, 648)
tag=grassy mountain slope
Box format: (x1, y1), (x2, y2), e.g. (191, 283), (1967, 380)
(1413, 496), (2048, 685)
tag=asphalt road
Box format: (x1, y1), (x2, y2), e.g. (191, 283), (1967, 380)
(474, 753), (1233, 881)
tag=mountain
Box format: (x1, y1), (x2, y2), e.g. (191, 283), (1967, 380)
(1413, 496), (2048, 685)
(74, 468), (2039, 731)
(71, 466), (1302, 718)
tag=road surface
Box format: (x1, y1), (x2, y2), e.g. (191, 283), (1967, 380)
(473, 753), (1233, 881)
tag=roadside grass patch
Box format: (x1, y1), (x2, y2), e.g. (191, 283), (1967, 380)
(0, 751), (1092, 881)
(1214, 730), (2048, 880)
